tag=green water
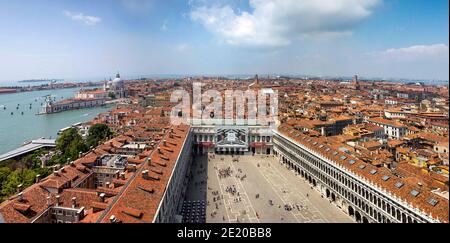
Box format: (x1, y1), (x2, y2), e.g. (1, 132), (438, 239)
(0, 87), (113, 154)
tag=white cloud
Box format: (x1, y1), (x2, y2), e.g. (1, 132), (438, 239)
(63, 10), (101, 26)
(368, 44), (449, 60)
(190, 0), (381, 48)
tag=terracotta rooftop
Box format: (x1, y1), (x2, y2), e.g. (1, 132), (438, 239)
(99, 124), (190, 223)
(276, 124), (449, 223)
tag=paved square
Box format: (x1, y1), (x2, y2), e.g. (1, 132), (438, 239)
(184, 154), (353, 223)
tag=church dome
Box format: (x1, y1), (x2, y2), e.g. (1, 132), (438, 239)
(112, 72), (124, 86)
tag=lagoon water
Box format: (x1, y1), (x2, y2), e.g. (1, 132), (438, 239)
(0, 87), (113, 155)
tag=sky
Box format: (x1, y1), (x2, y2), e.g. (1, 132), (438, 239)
(0, 0), (448, 81)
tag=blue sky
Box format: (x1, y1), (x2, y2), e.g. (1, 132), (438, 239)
(0, 0), (448, 81)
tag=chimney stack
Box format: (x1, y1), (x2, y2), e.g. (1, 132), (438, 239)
(17, 184), (23, 193)
(163, 140), (167, 146)
(55, 195), (61, 207)
(35, 174), (41, 183)
(47, 196), (52, 206)
(18, 192), (24, 202)
(120, 172), (126, 180)
(99, 193), (106, 203)
(109, 215), (117, 223)
(71, 197), (77, 208)
(105, 182), (111, 188)
(142, 170), (149, 179)
(70, 161), (75, 167)
(147, 158), (152, 166)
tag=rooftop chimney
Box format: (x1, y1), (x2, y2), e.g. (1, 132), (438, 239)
(120, 172), (126, 180)
(109, 215), (117, 223)
(46, 196), (52, 206)
(18, 192), (24, 202)
(17, 184), (23, 193)
(99, 193), (106, 203)
(71, 197), (77, 208)
(142, 170), (149, 179)
(105, 182), (111, 188)
(163, 140), (167, 146)
(55, 195), (61, 207)
(70, 161), (75, 167)
(147, 158), (152, 166)
(35, 174), (41, 183)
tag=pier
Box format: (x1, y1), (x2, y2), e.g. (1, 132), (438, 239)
(0, 138), (56, 162)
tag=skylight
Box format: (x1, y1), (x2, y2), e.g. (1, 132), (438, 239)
(427, 198), (438, 206)
(394, 182), (404, 189)
(410, 190), (420, 197)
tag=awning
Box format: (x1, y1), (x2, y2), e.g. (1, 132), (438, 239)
(250, 142), (266, 148)
(199, 142), (215, 148)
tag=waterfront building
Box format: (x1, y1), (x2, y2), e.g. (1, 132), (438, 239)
(42, 98), (105, 114)
(103, 73), (126, 99)
(76, 89), (108, 100)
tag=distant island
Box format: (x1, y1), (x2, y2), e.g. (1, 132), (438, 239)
(18, 79), (64, 83)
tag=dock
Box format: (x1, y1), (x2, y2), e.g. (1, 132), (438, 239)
(0, 138), (56, 162)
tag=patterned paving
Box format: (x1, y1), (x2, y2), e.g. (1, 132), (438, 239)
(184, 154), (353, 223)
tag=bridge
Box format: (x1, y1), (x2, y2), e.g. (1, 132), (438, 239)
(0, 138), (56, 162)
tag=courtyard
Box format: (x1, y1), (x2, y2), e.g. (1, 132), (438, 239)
(183, 154), (353, 223)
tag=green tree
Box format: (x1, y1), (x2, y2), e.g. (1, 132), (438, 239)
(56, 128), (87, 163)
(0, 167), (11, 189)
(21, 169), (37, 188)
(86, 124), (113, 149)
(1, 169), (23, 197)
(108, 92), (116, 99)
(0, 169), (36, 199)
